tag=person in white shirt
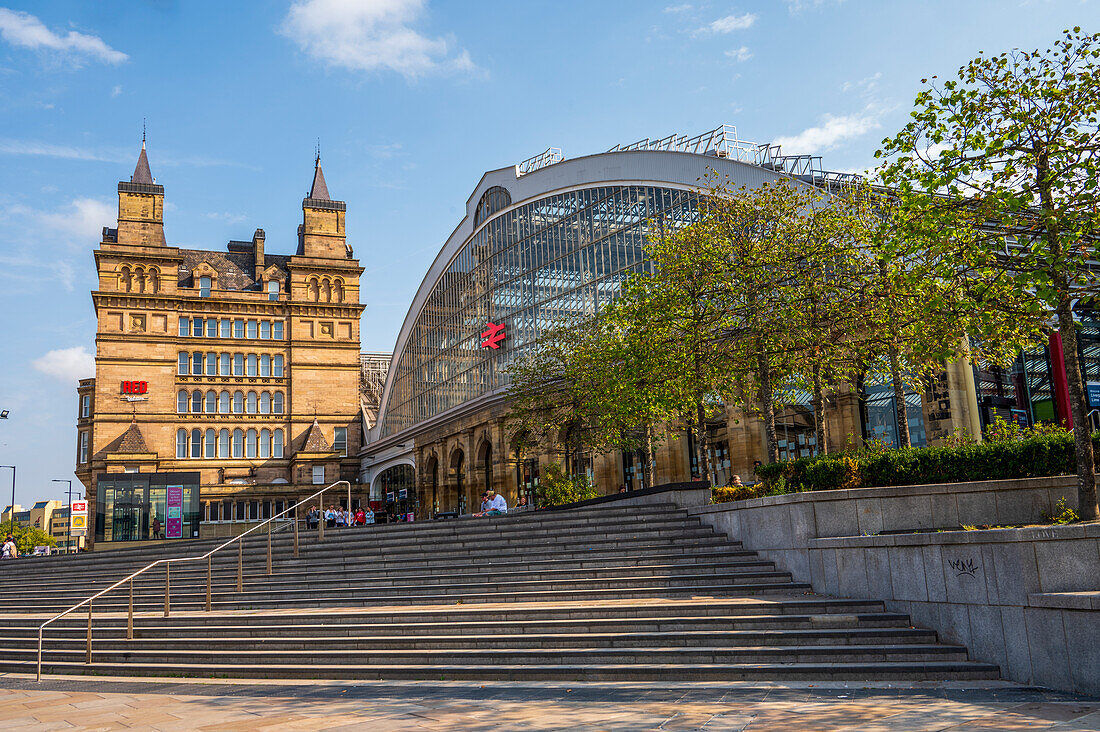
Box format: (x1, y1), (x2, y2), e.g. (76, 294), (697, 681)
(1, 535), (17, 559)
(475, 489), (508, 517)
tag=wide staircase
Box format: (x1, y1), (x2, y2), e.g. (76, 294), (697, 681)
(0, 499), (1000, 681)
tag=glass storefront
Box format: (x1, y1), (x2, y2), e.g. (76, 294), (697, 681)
(377, 464), (416, 520)
(861, 378), (927, 448)
(95, 472), (200, 543)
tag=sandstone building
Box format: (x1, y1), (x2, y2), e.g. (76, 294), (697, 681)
(75, 142), (365, 548)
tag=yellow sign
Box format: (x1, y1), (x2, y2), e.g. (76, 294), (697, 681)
(71, 515), (87, 530)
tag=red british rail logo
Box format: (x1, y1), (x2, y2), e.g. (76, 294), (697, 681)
(480, 322), (506, 349)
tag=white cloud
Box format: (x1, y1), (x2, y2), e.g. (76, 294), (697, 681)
(281, 0), (476, 79)
(784, 0), (846, 13)
(663, 3), (692, 12)
(841, 71), (881, 95)
(725, 46), (753, 62)
(0, 138), (128, 163)
(111, 84), (122, 97)
(32, 346), (94, 383)
(773, 107), (882, 154)
(38, 198), (114, 241)
(702, 12), (757, 33)
(0, 8), (127, 65)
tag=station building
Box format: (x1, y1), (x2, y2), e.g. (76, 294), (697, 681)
(360, 125), (1100, 516)
(75, 142), (367, 548)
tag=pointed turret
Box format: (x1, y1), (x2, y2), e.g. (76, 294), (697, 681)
(299, 153), (347, 258)
(115, 135), (166, 247)
(309, 155), (330, 201)
(131, 139), (153, 185)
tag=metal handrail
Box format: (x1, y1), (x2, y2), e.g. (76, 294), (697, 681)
(36, 480), (351, 681)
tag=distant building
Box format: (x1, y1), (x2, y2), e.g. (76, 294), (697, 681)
(75, 140), (365, 549)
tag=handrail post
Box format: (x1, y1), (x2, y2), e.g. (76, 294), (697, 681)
(163, 562), (170, 617)
(127, 579), (134, 639)
(348, 482), (352, 515)
(318, 502), (324, 542)
(266, 521), (272, 575)
(86, 601), (92, 664)
(206, 555), (212, 611)
(237, 538), (244, 592)
(36, 628), (42, 682)
(293, 511), (299, 558)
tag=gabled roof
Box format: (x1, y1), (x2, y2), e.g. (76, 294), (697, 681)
(302, 419), (331, 452)
(132, 141), (153, 185)
(105, 422), (150, 454)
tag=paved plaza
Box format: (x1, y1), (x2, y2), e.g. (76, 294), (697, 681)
(0, 676), (1097, 731)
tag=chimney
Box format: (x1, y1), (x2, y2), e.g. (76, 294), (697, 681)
(252, 228), (265, 281)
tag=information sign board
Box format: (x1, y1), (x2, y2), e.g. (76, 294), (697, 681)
(166, 485), (183, 539)
(1087, 382), (1100, 408)
(71, 515), (86, 530)
(71, 501), (87, 515)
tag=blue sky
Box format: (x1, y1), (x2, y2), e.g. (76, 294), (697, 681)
(0, 0), (1096, 507)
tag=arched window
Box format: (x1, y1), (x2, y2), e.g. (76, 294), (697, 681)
(192, 351), (203, 375)
(147, 268), (159, 294)
(232, 429), (244, 458)
(233, 354), (244, 376)
(246, 392), (257, 414)
(308, 277), (319, 302)
(219, 428), (230, 458)
(178, 352), (188, 375)
(176, 429), (187, 458)
(474, 185), (511, 227)
(219, 391), (230, 413)
(204, 429), (216, 458)
(219, 353), (230, 376)
(120, 265), (132, 292)
(333, 279), (344, 303)
(259, 392), (271, 414)
(259, 428), (271, 458)
(273, 429), (284, 458)
(135, 266), (146, 293)
(205, 390), (216, 414)
(190, 428), (202, 458)
(273, 355), (284, 377)
(246, 428), (258, 458)
(273, 391), (284, 414)
(233, 391), (244, 414)
(260, 354), (270, 377)
(191, 390), (202, 413)
(321, 278), (331, 302)
(177, 390), (188, 414)
(247, 354), (257, 377)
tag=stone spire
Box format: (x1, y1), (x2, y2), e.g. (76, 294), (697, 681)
(309, 154), (330, 201)
(132, 135), (153, 185)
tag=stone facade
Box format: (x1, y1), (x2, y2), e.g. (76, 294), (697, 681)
(75, 144), (365, 548)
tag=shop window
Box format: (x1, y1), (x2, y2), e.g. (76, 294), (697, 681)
(190, 428), (202, 458)
(176, 429), (187, 458)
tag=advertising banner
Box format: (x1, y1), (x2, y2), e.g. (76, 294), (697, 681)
(1087, 382), (1100, 408)
(166, 485), (183, 539)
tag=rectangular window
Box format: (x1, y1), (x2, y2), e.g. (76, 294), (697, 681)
(178, 317), (190, 337)
(206, 319), (217, 338)
(220, 319), (231, 338)
(192, 317), (203, 336)
(191, 351), (203, 375)
(273, 321), (284, 340)
(247, 320), (258, 339)
(273, 355), (284, 377)
(199, 276), (211, 298)
(206, 353), (217, 375)
(178, 352), (189, 375)
(333, 427), (347, 457)
(260, 321), (271, 339)
(246, 354), (257, 377)
(80, 395), (90, 418)
(267, 280), (279, 301)
(312, 465), (325, 485)
(78, 432), (88, 464)
(220, 353), (230, 375)
(233, 319), (244, 338)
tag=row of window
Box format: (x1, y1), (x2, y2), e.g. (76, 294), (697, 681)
(177, 389), (285, 415)
(204, 498), (291, 522)
(178, 317), (284, 340)
(197, 276), (281, 301)
(176, 428), (286, 459)
(177, 352), (285, 377)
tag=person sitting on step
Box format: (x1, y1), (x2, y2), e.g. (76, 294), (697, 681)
(474, 489), (508, 517)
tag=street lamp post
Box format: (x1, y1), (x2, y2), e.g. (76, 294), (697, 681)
(0, 466), (15, 536)
(51, 479), (73, 554)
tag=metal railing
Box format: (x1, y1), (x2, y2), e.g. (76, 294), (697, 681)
(36, 480), (351, 681)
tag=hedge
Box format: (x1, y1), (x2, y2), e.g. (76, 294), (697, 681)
(750, 430), (1100, 495)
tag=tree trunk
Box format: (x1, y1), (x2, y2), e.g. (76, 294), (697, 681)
(644, 425), (657, 488)
(1056, 294), (1099, 520)
(696, 399), (712, 482)
(812, 359), (828, 455)
(756, 350), (778, 463)
(887, 341), (911, 449)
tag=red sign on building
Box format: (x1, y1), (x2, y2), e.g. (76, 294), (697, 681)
(120, 381), (148, 394)
(480, 322), (506, 349)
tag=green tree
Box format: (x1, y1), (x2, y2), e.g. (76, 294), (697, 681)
(877, 28), (1100, 518)
(11, 525), (57, 555)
